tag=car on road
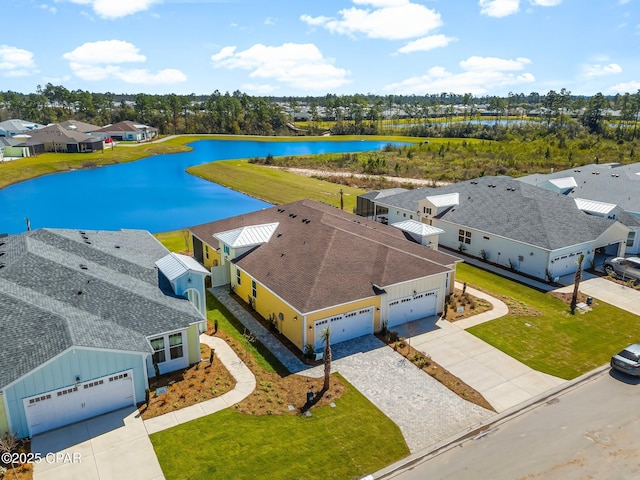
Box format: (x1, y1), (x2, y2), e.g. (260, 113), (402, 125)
(611, 343), (640, 376)
(603, 257), (640, 281)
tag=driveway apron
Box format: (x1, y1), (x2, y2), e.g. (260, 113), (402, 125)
(31, 406), (164, 480)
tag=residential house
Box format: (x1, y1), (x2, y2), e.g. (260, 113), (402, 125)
(189, 200), (459, 354)
(518, 162), (640, 254)
(363, 176), (630, 281)
(0, 228), (209, 438)
(93, 121), (158, 142)
(26, 124), (104, 153)
(58, 119), (103, 134)
(0, 119), (45, 138)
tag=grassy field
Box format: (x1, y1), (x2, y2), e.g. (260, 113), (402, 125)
(188, 160), (364, 210)
(457, 263), (637, 379)
(150, 374), (409, 480)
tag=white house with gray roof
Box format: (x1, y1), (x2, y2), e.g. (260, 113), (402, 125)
(363, 176), (630, 281)
(0, 229), (208, 438)
(519, 162), (640, 254)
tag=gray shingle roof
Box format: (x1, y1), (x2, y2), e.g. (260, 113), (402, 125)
(377, 176), (617, 250)
(190, 200), (458, 314)
(519, 162), (640, 214)
(0, 229), (202, 389)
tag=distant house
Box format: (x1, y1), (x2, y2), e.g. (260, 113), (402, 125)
(93, 120), (158, 142)
(58, 119), (103, 134)
(519, 162), (640, 254)
(26, 124), (104, 153)
(0, 119), (46, 138)
(189, 200), (458, 354)
(0, 228), (208, 438)
(361, 176), (630, 281)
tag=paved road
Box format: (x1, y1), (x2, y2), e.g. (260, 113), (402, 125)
(382, 368), (640, 480)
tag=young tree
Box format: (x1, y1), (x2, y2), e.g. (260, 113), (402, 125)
(322, 327), (332, 392)
(570, 253), (585, 315)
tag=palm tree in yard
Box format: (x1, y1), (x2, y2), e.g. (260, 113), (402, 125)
(322, 327), (332, 392)
(570, 253), (585, 315)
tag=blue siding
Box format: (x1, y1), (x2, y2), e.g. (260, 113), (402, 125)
(5, 347), (146, 438)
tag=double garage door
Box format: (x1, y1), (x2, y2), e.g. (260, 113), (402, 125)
(314, 307), (374, 350)
(24, 370), (135, 436)
(387, 290), (438, 328)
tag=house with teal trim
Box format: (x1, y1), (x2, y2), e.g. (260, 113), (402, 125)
(0, 229), (208, 438)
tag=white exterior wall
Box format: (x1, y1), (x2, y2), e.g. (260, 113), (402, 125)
(436, 219), (556, 280)
(379, 274), (449, 326)
(386, 207), (418, 225)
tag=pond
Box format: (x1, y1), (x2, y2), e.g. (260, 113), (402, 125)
(0, 139), (400, 234)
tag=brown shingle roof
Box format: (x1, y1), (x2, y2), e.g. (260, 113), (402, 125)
(190, 200), (457, 313)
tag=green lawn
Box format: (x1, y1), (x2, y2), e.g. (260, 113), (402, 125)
(457, 263), (638, 379)
(150, 374), (409, 480)
(188, 160), (364, 210)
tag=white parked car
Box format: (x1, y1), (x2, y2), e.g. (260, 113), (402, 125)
(603, 257), (640, 281)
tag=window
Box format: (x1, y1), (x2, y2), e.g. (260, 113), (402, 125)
(628, 231), (636, 248)
(223, 245), (230, 255)
(423, 207), (432, 215)
(205, 245), (209, 259)
(169, 333), (183, 360)
(151, 337), (165, 364)
(252, 280), (257, 298)
(458, 229), (472, 244)
(236, 268), (241, 285)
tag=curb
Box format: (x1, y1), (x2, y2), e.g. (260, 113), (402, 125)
(373, 364), (610, 479)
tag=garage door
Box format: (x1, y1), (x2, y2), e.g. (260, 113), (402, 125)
(24, 370), (134, 436)
(314, 307), (374, 350)
(388, 290), (437, 328)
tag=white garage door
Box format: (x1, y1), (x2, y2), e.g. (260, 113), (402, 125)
(388, 290), (437, 328)
(314, 307), (374, 350)
(24, 370), (134, 436)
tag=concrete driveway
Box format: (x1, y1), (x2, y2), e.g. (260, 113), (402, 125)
(32, 406), (164, 480)
(554, 276), (640, 316)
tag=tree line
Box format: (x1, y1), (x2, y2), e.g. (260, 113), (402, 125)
(1, 84), (639, 141)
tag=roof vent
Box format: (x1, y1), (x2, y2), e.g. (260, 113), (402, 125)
(79, 264), (88, 270)
(114, 245), (120, 249)
(0, 252), (4, 257)
(84, 241), (91, 245)
(0, 264), (5, 269)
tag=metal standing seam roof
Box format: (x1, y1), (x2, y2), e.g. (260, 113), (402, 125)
(156, 252), (210, 281)
(425, 192), (459, 207)
(214, 222), (279, 248)
(574, 198), (617, 215)
(391, 220), (445, 236)
(548, 177), (578, 190)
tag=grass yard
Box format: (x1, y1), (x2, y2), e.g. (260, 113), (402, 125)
(188, 160), (364, 210)
(456, 263), (639, 379)
(150, 374), (409, 480)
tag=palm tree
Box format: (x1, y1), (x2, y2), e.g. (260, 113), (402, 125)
(322, 327), (332, 392)
(570, 253), (585, 315)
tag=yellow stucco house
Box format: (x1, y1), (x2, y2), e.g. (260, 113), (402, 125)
(189, 200), (458, 354)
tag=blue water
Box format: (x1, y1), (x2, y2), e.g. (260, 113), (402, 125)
(0, 139), (400, 234)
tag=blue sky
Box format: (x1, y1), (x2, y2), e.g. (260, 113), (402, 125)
(2, 0), (639, 97)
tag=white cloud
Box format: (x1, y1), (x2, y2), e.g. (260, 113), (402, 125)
(39, 4), (57, 14)
(478, 0), (520, 17)
(582, 63), (622, 77)
(609, 80), (640, 93)
(67, 0), (159, 19)
(384, 55), (534, 94)
(530, 0), (562, 6)
(397, 34), (457, 54)
(63, 40), (186, 85)
(301, 0), (442, 40)
(211, 43), (350, 91)
(0, 45), (37, 78)
(241, 83), (278, 95)
(63, 40), (146, 64)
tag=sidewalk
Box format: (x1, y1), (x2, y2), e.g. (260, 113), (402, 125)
(143, 335), (256, 435)
(395, 282), (566, 413)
